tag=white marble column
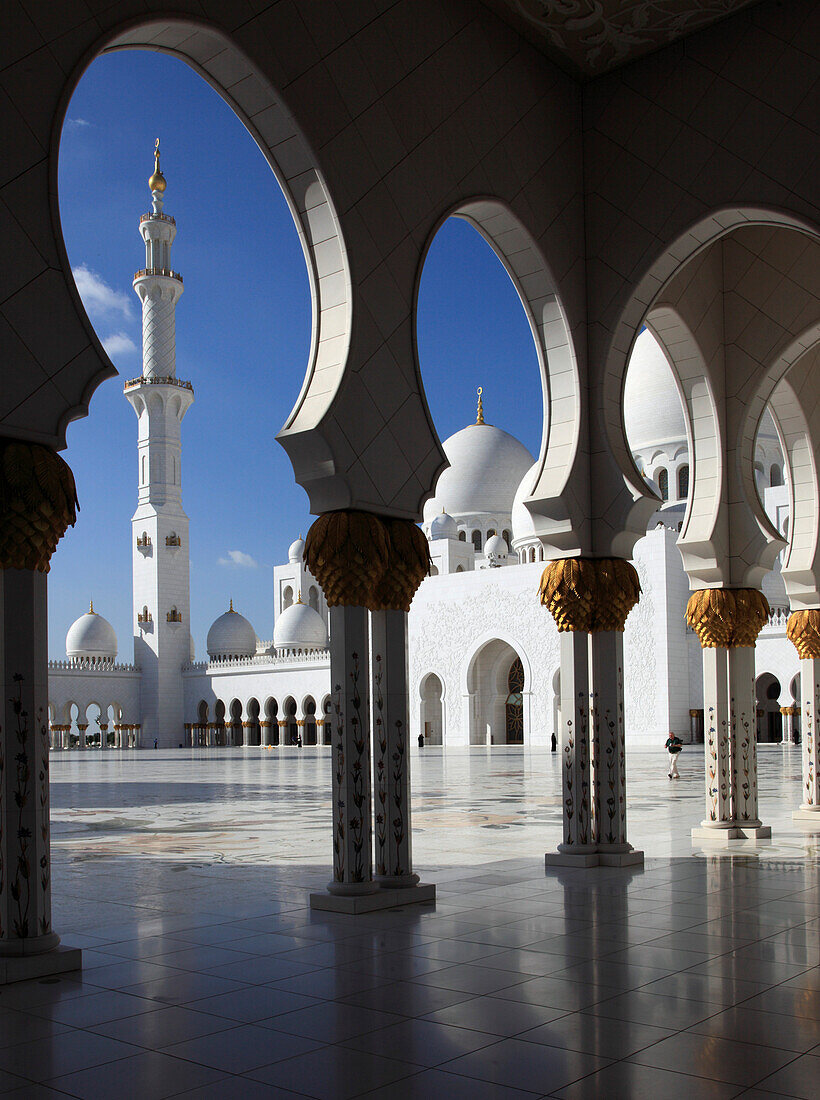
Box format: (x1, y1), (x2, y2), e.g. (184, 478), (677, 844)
(695, 646), (732, 831)
(728, 646), (769, 835)
(795, 658), (820, 822)
(546, 631), (597, 866)
(325, 605), (379, 898)
(0, 569), (80, 982)
(589, 631), (643, 866)
(371, 609), (418, 888)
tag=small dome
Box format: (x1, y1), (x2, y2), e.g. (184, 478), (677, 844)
(511, 461), (540, 547)
(430, 511), (458, 541)
(423, 421), (534, 522)
(288, 536), (305, 563)
(207, 601), (257, 659)
(624, 329), (687, 455)
(274, 596), (328, 651)
(66, 604), (117, 659)
(484, 533), (509, 565)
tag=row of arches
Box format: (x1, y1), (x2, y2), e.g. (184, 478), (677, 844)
(48, 701), (139, 749)
(190, 694), (333, 747)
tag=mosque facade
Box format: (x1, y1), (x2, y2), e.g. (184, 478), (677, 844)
(48, 167), (799, 752)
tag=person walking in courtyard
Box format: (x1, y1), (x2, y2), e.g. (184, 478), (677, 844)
(665, 732), (682, 778)
(551, 732), (557, 752)
(418, 732), (424, 748)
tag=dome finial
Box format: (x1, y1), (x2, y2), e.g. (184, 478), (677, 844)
(149, 137), (167, 194)
(229, 597), (234, 613)
(296, 590), (303, 604)
(89, 597), (95, 614)
(476, 387), (485, 425)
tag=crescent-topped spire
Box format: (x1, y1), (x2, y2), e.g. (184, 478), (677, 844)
(148, 137), (167, 194)
(476, 386), (485, 425)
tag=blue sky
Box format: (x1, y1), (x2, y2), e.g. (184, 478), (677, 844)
(52, 50), (543, 659)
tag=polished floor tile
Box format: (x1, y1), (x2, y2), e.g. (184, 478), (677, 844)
(0, 744), (810, 1100)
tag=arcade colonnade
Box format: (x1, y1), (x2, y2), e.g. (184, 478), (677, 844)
(186, 690), (332, 748)
(1, 0), (819, 970)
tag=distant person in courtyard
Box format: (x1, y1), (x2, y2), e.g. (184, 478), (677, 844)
(551, 732), (557, 752)
(297, 733), (303, 748)
(418, 733), (424, 748)
(665, 732), (682, 778)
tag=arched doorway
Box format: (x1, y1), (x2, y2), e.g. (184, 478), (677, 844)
(303, 696), (317, 745)
(419, 673), (444, 745)
(755, 674), (782, 743)
(505, 658), (524, 744)
(246, 698), (261, 746)
(466, 639), (529, 745)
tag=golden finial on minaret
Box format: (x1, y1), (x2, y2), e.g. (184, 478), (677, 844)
(476, 387), (485, 425)
(148, 138), (167, 193)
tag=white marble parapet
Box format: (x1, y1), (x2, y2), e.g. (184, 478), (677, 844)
(48, 659), (140, 673)
(183, 648), (329, 673)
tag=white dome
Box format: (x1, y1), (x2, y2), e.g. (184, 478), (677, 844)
(624, 329), (687, 455)
(207, 603), (257, 659)
(430, 511), (458, 541)
(511, 461), (540, 547)
(274, 598), (328, 650)
(484, 533), (509, 565)
(423, 422), (534, 521)
(66, 605), (117, 659)
(288, 536), (305, 564)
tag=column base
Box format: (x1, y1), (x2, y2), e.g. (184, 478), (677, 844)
(375, 873), (420, 889)
(545, 849), (645, 869)
(0, 945), (82, 986)
(692, 824), (772, 843)
(311, 883), (435, 914)
(793, 806), (820, 826)
(545, 846), (599, 868)
(326, 880), (381, 898)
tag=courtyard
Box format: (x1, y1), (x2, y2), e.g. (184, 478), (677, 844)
(0, 747), (816, 1097)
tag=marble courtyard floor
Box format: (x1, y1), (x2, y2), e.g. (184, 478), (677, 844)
(0, 746), (818, 1098)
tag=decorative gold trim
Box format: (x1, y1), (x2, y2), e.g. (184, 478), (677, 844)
(787, 609), (820, 659)
(304, 510), (390, 608)
(539, 557), (641, 632)
(0, 439), (78, 572)
(370, 518), (431, 612)
(685, 588), (770, 648)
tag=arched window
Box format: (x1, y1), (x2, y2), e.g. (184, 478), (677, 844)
(502, 529), (511, 546)
(471, 530), (482, 552)
(529, 547), (536, 563)
(770, 464), (782, 487)
(487, 528), (496, 538)
(142, 455), (147, 484)
(456, 565), (464, 572)
(677, 464), (689, 499)
(308, 586), (319, 611)
(429, 563), (439, 576)
(458, 530), (466, 542)
(282, 586), (293, 610)
(657, 467), (669, 501)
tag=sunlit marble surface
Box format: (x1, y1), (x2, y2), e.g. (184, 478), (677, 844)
(0, 746), (815, 1099)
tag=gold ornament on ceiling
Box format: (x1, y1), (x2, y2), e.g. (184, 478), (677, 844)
(0, 439), (78, 571)
(787, 609), (820, 660)
(539, 557), (641, 632)
(685, 588), (770, 649)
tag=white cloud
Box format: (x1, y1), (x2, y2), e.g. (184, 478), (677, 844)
(73, 264), (134, 322)
(101, 331), (138, 358)
(218, 550), (259, 569)
(66, 117), (92, 129)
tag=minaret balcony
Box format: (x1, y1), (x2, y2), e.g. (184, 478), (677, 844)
(124, 375), (194, 394)
(133, 266), (183, 284)
(140, 212), (176, 226)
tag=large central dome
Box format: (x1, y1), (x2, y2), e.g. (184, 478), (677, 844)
(423, 422), (534, 521)
(624, 329), (687, 453)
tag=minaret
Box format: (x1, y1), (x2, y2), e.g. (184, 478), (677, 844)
(125, 140), (193, 748)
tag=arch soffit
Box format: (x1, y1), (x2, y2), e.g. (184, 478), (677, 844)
(462, 632), (531, 698)
(602, 208), (820, 513)
(769, 350), (820, 608)
(37, 16), (353, 481)
(419, 198), (582, 523)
